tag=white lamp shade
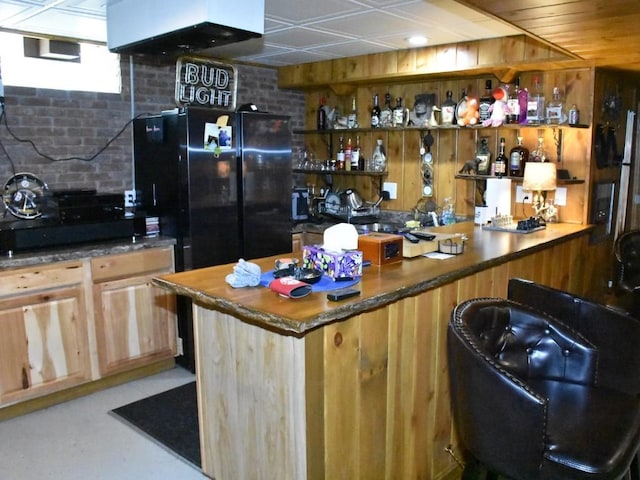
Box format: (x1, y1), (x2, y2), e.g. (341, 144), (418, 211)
(522, 162), (557, 191)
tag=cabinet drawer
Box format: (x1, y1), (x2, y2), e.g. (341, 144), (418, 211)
(0, 261), (85, 298)
(91, 247), (174, 282)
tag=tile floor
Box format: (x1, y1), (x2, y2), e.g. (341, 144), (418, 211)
(0, 366), (207, 480)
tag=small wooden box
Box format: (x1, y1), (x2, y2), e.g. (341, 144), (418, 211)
(358, 233), (404, 265)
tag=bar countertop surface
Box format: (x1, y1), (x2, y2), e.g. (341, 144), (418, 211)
(153, 222), (593, 336)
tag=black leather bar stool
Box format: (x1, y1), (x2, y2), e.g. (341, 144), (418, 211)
(448, 297), (640, 479)
(507, 278), (640, 396)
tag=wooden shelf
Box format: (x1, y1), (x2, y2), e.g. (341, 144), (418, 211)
(293, 123), (590, 135)
(455, 174), (584, 185)
(293, 168), (387, 177)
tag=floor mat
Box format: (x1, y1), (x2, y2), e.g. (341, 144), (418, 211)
(111, 381), (200, 467)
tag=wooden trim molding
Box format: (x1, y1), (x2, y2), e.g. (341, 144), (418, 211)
(277, 35), (582, 90)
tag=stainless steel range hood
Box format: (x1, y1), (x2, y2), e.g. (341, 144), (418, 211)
(106, 0), (264, 55)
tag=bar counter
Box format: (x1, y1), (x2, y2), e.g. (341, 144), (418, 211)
(154, 221), (593, 480)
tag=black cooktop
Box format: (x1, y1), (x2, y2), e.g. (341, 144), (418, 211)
(0, 215), (141, 255)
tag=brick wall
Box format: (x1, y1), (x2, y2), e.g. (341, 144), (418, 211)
(0, 57), (305, 194)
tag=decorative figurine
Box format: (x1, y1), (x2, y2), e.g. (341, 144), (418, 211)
(409, 93), (436, 127)
(457, 95), (480, 126)
(482, 86), (508, 127)
(458, 158), (481, 174)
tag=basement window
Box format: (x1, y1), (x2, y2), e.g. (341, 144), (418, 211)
(0, 32), (121, 94)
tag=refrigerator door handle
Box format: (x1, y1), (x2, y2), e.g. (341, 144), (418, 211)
(152, 183), (157, 207)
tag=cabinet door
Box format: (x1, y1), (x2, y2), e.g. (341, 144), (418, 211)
(93, 272), (176, 376)
(0, 285), (91, 405)
(292, 233), (302, 252)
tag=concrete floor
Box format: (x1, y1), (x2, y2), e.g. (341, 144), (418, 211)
(0, 366), (207, 480)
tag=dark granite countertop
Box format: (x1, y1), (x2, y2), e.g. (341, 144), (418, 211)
(0, 236), (176, 271)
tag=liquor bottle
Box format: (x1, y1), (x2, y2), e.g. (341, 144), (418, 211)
(527, 76), (546, 124)
(546, 87), (565, 124)
(336, 136), (345, 170)
(347, 96), (358, 128)
(518, 82), (529, 124)
(441, 90), (456, 126)
(370, 138), (387, 172)
(392, 97), (406, 127)
(506, 78), (520, 124)
(351, 135), (361, 171)
(568, 104), (580, 125)
(476, 136), (491, 175)
(344, 137), (352, 171)
(371, 94), (381, 128)
(316, 96), (327, 130)
(479, 80), (493, 123)
(509, 136), (529, 177)
(380, 93), (393, 128)
(494, 137), (507, 177)
(530, 133), (547, 162)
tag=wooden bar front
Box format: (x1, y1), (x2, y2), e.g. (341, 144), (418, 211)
(155, 223), (593, 480)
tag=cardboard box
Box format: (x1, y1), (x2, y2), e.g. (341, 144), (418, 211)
(302, 245), (363, 280)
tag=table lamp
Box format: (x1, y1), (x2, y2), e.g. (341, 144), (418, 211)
(522, 162), (557, 220)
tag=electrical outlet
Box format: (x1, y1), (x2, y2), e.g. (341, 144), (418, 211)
(383, 182), (397, 200)
(515, 185), (531, 203)
(124, 190), (135, 207)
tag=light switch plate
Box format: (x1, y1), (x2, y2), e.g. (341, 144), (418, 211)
(383, 182), (397, 200)
(554, 187), (567, 206)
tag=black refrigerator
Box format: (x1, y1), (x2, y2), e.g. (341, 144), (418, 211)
(133, 106), (292, 371)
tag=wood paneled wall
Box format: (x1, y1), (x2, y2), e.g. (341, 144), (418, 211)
(297, 68), (594, 224)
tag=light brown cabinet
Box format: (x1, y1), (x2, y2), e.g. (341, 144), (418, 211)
(91, 248), (177, 376)
(0, 261), (92, 406)
(0, 246), (177, 412)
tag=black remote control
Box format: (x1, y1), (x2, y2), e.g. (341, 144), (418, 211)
(411, 231), (436, 241)
(327, 288), (361, 301)
(404, 233), (420, 243)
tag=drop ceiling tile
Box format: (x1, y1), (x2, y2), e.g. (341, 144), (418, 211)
(264, 17), (291, 31)
(266, 0), (363, 24)
(312, 10), (424, 40)
(355, 0), (421, 7)
(11, 9), (106, 41)
(0, 3), (32, 24)
(240, 48), (337, 66)
(395, 0), (519, 35)
(266, 26), (354, 48)
(307, 39), (396, 58)
(373, 29), (469, 49)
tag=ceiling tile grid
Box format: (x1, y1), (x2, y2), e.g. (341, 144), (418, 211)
(0, 0), (522, 66)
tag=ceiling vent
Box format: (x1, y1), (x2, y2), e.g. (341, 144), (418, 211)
(106, 0), (264, 55)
